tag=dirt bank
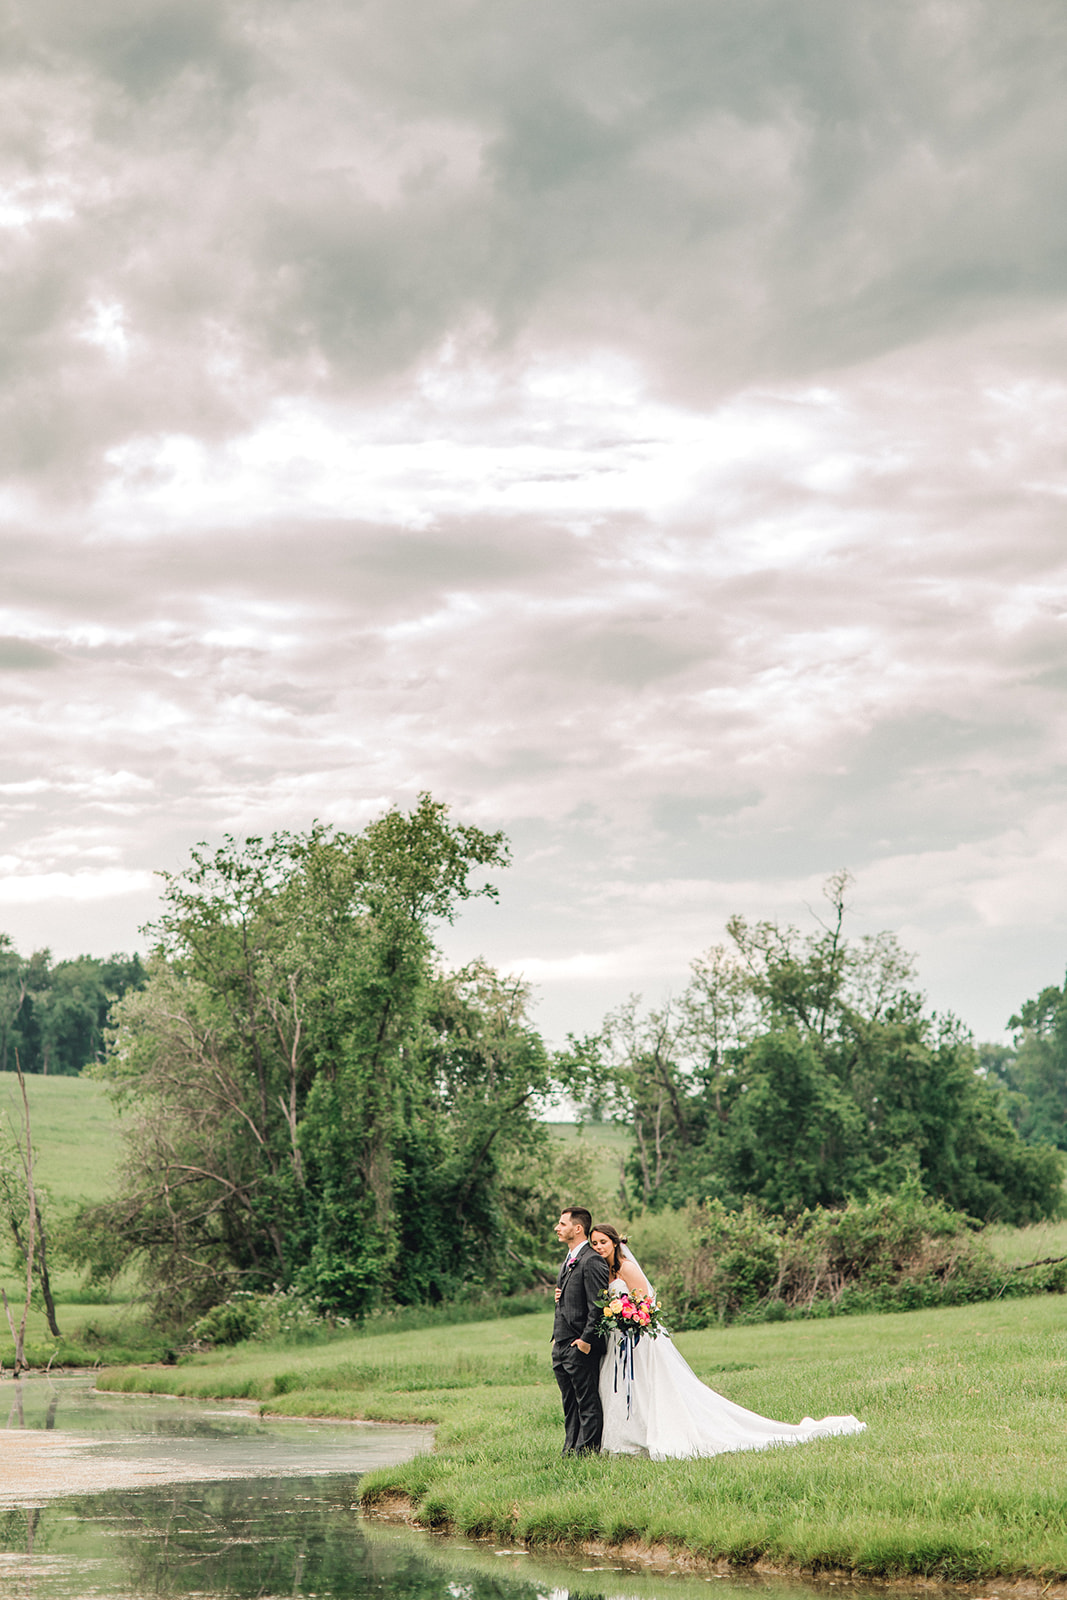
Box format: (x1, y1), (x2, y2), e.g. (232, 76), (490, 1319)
(360, 1494), (1067, 1600)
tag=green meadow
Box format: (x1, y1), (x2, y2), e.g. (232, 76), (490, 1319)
(99, 1294), (1067, 1582)
(0, 1071), (119, 1208)
(0, 1072), (160, 1364)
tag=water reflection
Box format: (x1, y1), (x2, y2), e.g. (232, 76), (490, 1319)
(0, 1481), (855, 1600)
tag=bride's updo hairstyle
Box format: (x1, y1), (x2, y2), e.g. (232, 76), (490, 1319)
(591, 1223), (626, 1274)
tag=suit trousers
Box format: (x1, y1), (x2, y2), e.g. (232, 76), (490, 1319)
(552, 1339), (604, 1454)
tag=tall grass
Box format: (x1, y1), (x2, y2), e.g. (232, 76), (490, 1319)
(985, 1217), (1067, 1265)
(99, 1296), (1067, 1580)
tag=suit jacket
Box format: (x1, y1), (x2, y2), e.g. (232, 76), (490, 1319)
(552, 1242), (610, 1348)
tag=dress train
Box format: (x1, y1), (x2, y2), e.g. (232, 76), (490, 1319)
(598, 1278), (866, 1461)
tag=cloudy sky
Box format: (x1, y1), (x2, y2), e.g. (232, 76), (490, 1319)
(3, 0), (1067, 1044)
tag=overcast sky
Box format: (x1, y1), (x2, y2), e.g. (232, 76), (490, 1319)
(2, 0), (1066, 1044)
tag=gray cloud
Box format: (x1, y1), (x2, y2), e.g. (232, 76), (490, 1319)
(0, 636), (62, 669)
(4, 0), (1067, 483)
(2, 1), (1067, 1040)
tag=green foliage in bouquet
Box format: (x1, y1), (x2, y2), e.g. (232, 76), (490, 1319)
(594, 1284), (665, 1341)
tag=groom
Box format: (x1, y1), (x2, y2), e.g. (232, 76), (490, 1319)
(552, 1206), (610, 1455)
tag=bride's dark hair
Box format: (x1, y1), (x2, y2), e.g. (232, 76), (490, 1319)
(590, 1223), (626, 1273)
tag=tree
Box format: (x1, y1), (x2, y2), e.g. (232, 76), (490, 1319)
(596, 874), (1063, 1223)
(388, 961), (556, 1299)
(0, 941), (146, 1076)
(991, 979), (1067, 1149)
(0, 936), (29, 1075)
(598, 997), (696, 1207)
(0, 1056), (58, 1370)
(707, 1031), (871, 1213)
(86, 797), (565, 1323)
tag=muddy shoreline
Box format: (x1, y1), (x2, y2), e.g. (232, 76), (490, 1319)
(360, 1493), (1067, 1600)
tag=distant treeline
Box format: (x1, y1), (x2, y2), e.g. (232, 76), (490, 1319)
(0, 936), (146, 1075)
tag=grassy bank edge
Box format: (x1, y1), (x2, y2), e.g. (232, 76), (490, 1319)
(355, 1494), (1067, 1595)
(352, 1461), (1067, 1588)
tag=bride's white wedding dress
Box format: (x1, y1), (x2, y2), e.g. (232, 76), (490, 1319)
(599, 1277), (866, 1460)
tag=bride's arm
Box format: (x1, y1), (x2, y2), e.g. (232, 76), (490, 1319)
(618, 1257), (651, 1298)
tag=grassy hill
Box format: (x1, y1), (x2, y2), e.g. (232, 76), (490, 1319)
(0, 1071), (120, 1208)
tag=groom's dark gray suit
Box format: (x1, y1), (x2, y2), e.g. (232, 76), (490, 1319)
(552, 1240), (610, 1454)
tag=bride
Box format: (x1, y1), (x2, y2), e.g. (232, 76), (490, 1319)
(589, 1223), (866, 1460)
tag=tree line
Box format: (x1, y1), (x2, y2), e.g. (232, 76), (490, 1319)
(2, 809), (1065, 1329)
(0, 939), (145, 1075)
(980, 986), (1067, 1151)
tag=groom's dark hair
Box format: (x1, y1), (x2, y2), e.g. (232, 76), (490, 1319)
(563, 1207), (592, 1238)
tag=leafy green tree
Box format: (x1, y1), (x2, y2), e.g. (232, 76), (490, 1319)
(597, 997), (699, 1206)
(289, 802), (515, 1310)
(597, 874), (1063, 1223)
(388, 961), (556, 1300)
(0, 935), (30, 1074)
(709, 1031), (871, 1213)
(0, 942), (145, 1075)
(993, 980), (1067, 1149)
(87, 797), (565, 1323)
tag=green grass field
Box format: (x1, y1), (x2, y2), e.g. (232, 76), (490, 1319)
(546, 1120), (632, 1201)
(985, 1217), (1067, 1264)
(0, 1071), (120, 1207)
(98, 1294), (1067, 1581)
(0, 1072), (154, 1364)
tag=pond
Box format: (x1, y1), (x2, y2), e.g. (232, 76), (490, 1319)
(0, 1378), (898, 1600)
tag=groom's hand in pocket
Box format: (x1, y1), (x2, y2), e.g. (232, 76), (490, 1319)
(572, 1339), (591, 1354)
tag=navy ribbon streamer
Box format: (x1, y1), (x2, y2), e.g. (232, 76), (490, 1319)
(613, 1331), (638, 1418)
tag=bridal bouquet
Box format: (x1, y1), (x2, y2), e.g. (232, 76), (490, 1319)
(595, 1286), (665, 1343)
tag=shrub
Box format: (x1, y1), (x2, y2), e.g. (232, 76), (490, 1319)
(187, 1286), (348, 1349)
(660, 1180), (1064, 1328)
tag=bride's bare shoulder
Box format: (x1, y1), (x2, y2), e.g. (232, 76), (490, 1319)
(619, 1256), (651, 1296)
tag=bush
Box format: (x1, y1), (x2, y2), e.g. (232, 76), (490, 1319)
(187, 1286), (348, 1349)
(660, 1180), (1066, 1328)
(186, 1283), (551, 1349)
